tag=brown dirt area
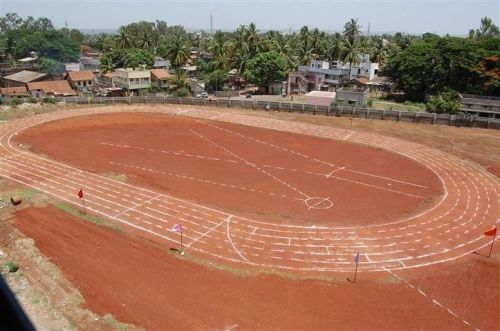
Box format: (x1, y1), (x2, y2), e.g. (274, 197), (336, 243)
(12, 206), (500, 330)
(1, 105), (499, 330)
(15, 112), (443, 227)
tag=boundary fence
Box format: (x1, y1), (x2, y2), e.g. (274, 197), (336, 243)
(6, 95), (500, 130)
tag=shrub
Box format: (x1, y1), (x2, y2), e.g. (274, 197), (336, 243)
(426, 91), (461, 114)
(42, 97), (56, 104)
(4, 262), (19, 273)
(28, 97), (38, 103)
(174, 87), (190, 98)
(9, 98), (21, 107)
(367, 99), (373, 107)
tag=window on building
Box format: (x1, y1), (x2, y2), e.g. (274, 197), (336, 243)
(374, 69), (379, 75)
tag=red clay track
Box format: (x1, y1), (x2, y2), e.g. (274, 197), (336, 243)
(1, 106), (499, 273)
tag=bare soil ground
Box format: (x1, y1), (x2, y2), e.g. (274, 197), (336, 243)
(12, 206), (500, 330)
(0, 105), (499, 330)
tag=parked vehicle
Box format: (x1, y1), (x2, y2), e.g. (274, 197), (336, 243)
(196, 92), (208, 98)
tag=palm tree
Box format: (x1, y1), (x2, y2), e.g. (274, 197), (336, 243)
(370, 38), (388, 66)
(165, 34), (190, 68)
(343, 18), (361, 43)
(117, 26), (133, 48)
(342, 38), (361, 80)
(96, 33), (111, 54)
(326, 33), (344, 62)
(168, 68), (190, 93)
(246, 22), (260, 56)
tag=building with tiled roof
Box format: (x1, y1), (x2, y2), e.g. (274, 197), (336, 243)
(27, 80), (77, 98)
(2, 70), (47, 88)
(150, 69), (171, 90)
(0, 86), (30, 97)
(64, 70), (95, 93)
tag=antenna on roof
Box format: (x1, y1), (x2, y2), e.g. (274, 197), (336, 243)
(367, 22), (370, 36)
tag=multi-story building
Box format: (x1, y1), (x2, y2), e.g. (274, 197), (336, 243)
(114, 66), (151, 94)
(289, 55), (379, 93)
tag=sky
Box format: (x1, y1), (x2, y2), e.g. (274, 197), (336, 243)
(1, 0), (499, 35)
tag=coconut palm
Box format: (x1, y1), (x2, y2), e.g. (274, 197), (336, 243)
(168, 68), (190, 92)
(325, 33), (344, 62)
(165, 34), (190, 67)
(343, 18), (361, 43)
(342, 38), (361, 79)
(370, 38), (389, 66)
(246, 22), (260, 56)
(117, 26), (133, 48)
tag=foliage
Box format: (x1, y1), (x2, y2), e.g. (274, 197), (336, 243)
(42, 97), (56, 104)
(9, 98), (21, 106)
(244, 51), (286, 86)
(473, 55), (500, 95)
(205, 69), (228, 91)
(426, 91), (461, 114)
(39, 57), (65, 76)
(174, 87), (190, 97)
(388, 34), (500, 100)
(100, 48), (154, 72)
(28, 97), (37, 103)
(469, 17), (500, 39)
(1, 13), (80, 62)
(168, 68), (190, 93)
(3, 262), (19, 273)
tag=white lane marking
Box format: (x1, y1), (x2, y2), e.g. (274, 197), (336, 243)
(226, 216), (249, 262)
(187, 217), (228, 248)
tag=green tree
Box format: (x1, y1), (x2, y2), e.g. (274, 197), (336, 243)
(165, 34), (190, 67)
(244, 52), (286, 87)
(426, 91), (461, 114)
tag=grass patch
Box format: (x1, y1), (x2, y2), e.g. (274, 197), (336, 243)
(54, 202), (124, 233)
(103, 314), (129, 331)
(173, 250), (345, 283)
(3, 261), (19, 273)
(1, 188), (42, 204)
(100, 172), (127, 183)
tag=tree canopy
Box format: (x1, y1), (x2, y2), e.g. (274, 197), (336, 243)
(244, 51), (287, 86)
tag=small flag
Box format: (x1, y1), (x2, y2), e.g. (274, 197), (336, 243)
(171, 223), (182, 234)
(449, 138), (456, 144)
(354, 252), (360, 265)
(484, 226), (497, 236)
(77, 188), (83, 199)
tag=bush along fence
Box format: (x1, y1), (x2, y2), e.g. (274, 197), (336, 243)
(4, 95), (500, 130)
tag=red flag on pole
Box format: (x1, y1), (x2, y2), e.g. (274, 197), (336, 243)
(77, 188), (83, 199)
(484, 226), (497, 236)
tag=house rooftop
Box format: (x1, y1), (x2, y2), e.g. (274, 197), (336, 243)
(150, 69), (171, 80)
(4, 70), (47, 83)
(66, 70), (95, 81)
(305, 91), (336, 98)
(27, 80), (77, 96)
(0, 86), (30, 97)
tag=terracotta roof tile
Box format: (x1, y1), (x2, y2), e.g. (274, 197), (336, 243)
(0, 86), (30, 97)
(150, 69), (172, 80)
(27, 80), (77, 96)
(66, 70), (95, 81)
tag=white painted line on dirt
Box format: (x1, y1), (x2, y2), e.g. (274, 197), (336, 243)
(187, 217), (228, 248)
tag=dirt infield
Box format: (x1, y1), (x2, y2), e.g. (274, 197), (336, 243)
(16, 112), (442, 226)
(14, 206), (500, 330)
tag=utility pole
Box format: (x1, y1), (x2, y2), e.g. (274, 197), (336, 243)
(210, 14), (213, 35)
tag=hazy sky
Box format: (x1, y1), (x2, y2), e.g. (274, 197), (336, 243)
(1, 0), (499, 35)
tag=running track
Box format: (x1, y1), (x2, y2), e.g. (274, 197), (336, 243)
(0, 106), (498, 273)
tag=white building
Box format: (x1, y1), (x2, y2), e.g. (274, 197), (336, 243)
(114, 66), (151, 93)
(292, 55), (379, 92)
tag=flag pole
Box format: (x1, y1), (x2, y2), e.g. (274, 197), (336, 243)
(180, 226), (184, 254)
(82, 195), (86, 214)
(487, 231), (497, 257)
(353, 252), (359, 283)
